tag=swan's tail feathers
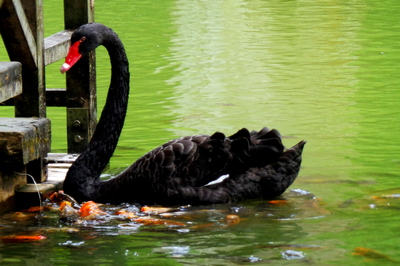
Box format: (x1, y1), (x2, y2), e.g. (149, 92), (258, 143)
(243, 127), (285, 167)
(236, 140), (306, 199)
(163, 141), (305, 205)
(250, 127), (281, 144)
(229, 127), (283, 147)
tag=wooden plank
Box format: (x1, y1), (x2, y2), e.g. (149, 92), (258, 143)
(46, 153), (79, 163)
(0, 118), (50, 165)
(44, 30), (73, 66)
(0, 117), (50, 183)
(0, 87), (60, 108)
(0, 62), (22, 102)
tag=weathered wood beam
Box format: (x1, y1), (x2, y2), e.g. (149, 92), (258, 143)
(44, 30), (73, 66)
(0, 117), (51, 180)
(0, 62), (22, 103)
(11, 0), (38, 67)
(5, 88), (68, 107)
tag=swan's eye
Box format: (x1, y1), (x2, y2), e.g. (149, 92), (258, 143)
(80, 36), (86, 42)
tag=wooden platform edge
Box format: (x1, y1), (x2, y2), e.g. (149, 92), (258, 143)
(15, 153), (78, 210)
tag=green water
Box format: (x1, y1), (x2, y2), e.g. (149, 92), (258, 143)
(1, 0), (400, 264)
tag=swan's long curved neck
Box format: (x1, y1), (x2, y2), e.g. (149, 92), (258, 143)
(64, 27), (130, 202)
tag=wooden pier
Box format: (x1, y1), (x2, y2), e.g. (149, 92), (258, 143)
(0, 0), (96, 213)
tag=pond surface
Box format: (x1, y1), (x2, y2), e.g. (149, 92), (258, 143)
(1, 0), (400, 264)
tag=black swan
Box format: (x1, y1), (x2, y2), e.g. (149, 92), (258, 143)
(60, 23), (306, 206)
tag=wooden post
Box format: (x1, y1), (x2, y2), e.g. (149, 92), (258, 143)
(0, 0), (47, 182)
(64, 0), (97, 153)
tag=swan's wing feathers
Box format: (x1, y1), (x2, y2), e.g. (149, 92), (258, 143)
(246, 127), (285, 167)
(131, 127), (287, 186)
(171, 133), (233, 186)
(128, 134), (233, 188)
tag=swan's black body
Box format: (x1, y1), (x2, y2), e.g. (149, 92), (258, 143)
(62, 23), (306, 205)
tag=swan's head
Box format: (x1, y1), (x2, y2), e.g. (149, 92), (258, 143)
(60, 23), (104, 73)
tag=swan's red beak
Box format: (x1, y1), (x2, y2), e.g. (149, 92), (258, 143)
(60, 41), (82, 74)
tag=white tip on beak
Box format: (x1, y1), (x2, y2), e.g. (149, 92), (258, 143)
(60, 63), (71, 74)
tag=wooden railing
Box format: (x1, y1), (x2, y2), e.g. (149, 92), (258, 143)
(0, 0), (97, 211)
(0, 0), (97, 153)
